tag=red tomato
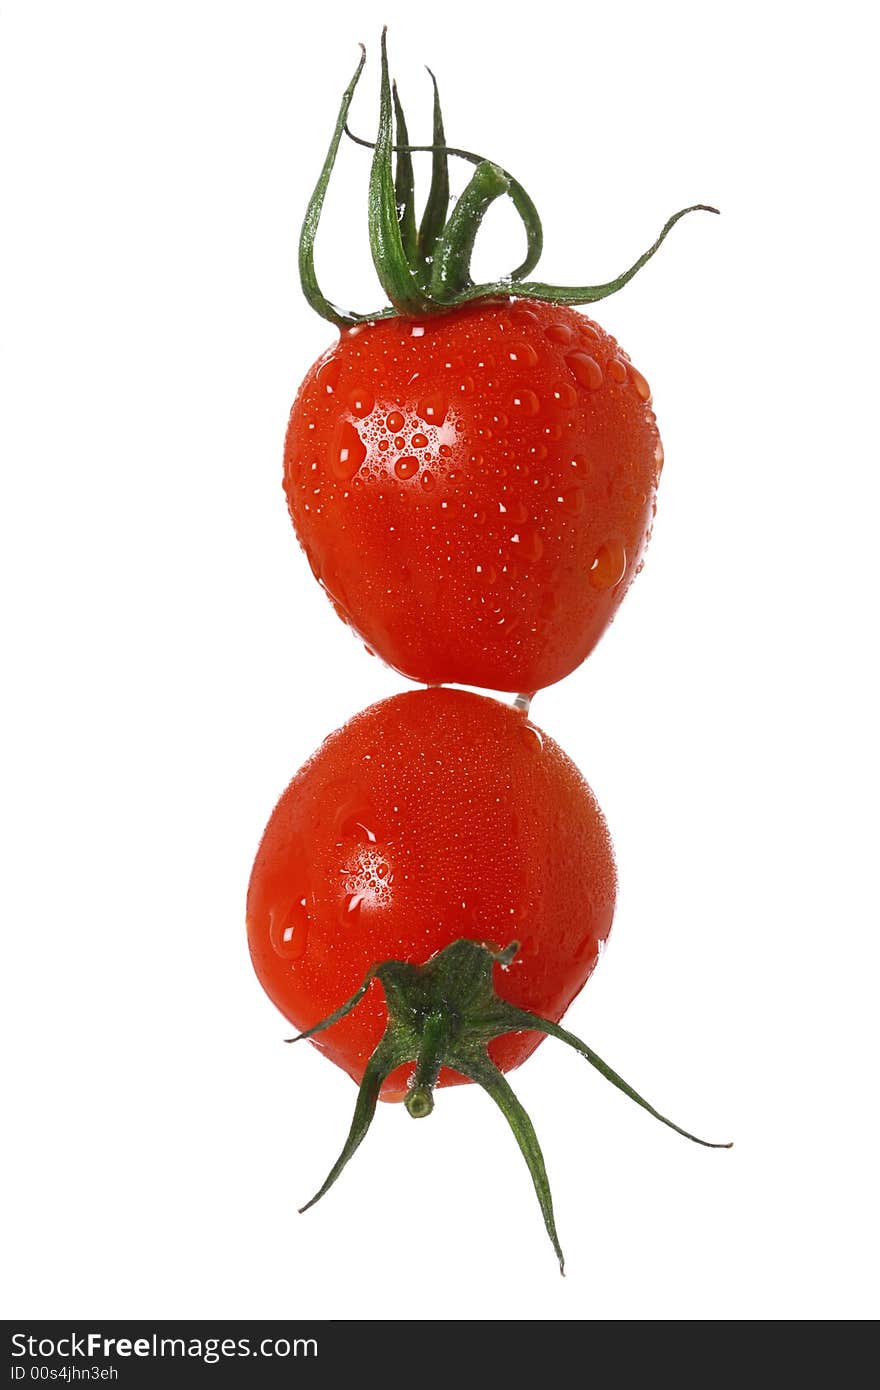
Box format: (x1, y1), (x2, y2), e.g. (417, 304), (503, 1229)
(246, 687), (615, 1100)
(283, 299), (661, 693)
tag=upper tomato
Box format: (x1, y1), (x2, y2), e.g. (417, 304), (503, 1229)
(283, 299), (662, 693)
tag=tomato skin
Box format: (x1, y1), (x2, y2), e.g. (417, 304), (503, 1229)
(246, 688), (615, 1100)
(283, 300), (661, 693)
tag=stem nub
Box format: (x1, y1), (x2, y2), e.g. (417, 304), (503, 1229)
(289, 938), (731, 1272)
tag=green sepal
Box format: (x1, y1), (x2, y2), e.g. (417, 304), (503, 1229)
(367, 30), (436, 317)
(448, 204), (720, 308)
(298, 46), (395, 327)
(344, 124), (544, 289)
(416, 68), (450, 279)
(290, 938), (730, 1271)
(448, 1047), (565, 1273)
(298, 1035), (413, 1214)
(298, 38), (717, 327)
(475, 1002), (734, 1151)
(391, 81), (418, 266)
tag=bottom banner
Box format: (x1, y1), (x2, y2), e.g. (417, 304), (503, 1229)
(4, 1320), (549, 1382)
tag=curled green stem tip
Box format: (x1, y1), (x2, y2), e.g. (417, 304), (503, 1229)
(291, 938), (730, 1271)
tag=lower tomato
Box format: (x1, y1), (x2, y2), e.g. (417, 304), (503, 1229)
(246, 687), (615, 1100)
(283, 299), (662, 694)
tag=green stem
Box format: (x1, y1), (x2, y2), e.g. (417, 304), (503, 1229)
(429, 162), (510, 299)
(405, 1010), (450, 1118)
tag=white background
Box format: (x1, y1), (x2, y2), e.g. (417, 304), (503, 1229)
(2, 0), (877, 1321)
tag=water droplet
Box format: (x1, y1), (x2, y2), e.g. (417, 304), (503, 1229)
(559, 487), (586, 516)
(421, 470), (435, 491)
(417, 393), (448, 426)
(570, 453), (589, 478)
(510, 525), (543, 563)
(411, 432), (429, 449)
(565, 351), (604, 391)
(654, 437), (665, 475)
(269, 899), (309, 959)
(338, 811), (379, 843)
(607, 357), (628, 385)
(510, 306), (540, 327)
(545, 321), (575, 345)
(410, 324), (426, 337)
(342, 892), (364, 924)
(395, 455), (418, 480)
(487, 614), (520, 640)
(629, 366), (651, 401)
(520, 723), (544, 752)
(507, 340), (539, 368)
(316, 357), (340, 394)
(589, 539), (627, 590)
(505, 498), (529, 524)
(348, 386), (374, 416)
(386, 410), (405, 432)
(457, 375), (475, 395)
(552, 381), (578, 409)
(511, 387), (540, 415)
(476, 562), (498, 584)
(331, 420), (366, 480)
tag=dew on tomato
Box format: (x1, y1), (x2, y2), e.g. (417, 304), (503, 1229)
(607, 356), (629, 385)
(589, 539), (628, 591)
(564, 351), (604, 391)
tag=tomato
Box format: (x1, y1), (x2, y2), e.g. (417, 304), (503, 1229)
(249, 42), (726, 1269)
(246, 686), (615, 1100)
(283, 298), (662, 694)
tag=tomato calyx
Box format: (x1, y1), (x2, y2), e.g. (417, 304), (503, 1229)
(289, 938), (732, 1273)
(298, 29), (718, 327)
